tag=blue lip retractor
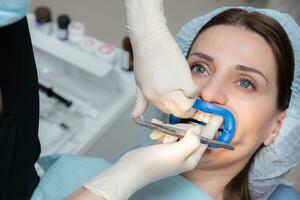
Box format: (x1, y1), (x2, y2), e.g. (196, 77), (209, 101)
(169, 99), (236, 148)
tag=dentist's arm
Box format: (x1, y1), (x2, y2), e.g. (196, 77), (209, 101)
(66, 188), (104, 200)
(125, 0), (198, 118)
(67, 116), (222, 200)
(68, 126), (206, 200)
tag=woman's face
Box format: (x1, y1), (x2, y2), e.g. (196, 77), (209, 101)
(188, 25), (285, 169)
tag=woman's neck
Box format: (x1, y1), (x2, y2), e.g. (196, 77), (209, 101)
(181, 160), (247, 200)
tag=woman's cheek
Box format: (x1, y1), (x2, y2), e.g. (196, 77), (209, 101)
(192, 73), (208, 81)
(227, 104), (256, 145)
(192, 76), (201, 87)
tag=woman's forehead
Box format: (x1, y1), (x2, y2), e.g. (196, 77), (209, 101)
(189, 25), (277, 75)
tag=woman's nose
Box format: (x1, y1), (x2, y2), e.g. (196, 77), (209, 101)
(197, 78), (227, 105)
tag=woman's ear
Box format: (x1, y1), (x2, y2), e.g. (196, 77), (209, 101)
(264, 109), (288, 146)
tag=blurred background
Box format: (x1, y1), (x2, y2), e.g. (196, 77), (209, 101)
(28, 0), (300, 192)
(30, 0), (300, 47)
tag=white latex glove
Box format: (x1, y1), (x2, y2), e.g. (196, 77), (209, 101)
(84, 116), (223, 200)
(125, 0), (198, 118)
(150, 118), (195, 144)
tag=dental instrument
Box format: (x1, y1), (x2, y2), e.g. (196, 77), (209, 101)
(169, 99), (236, 149)
(133, 116), (235, 150)
(39, 82), (73, 107)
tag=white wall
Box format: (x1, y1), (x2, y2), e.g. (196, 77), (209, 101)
(30, 0), (267, 47)
(267, 0), (300, 24)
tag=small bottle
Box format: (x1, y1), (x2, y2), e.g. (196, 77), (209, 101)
(122, 36), (133, 71)
(34, 6), (53, 34)
(80, 37), (98, 53)
(95, 43), (117, 64)
(68, 22), (85, 44)
(57, 15), (71, 40)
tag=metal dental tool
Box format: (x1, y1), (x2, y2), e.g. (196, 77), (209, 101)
(133, 116), (235, 151)
(169, 99), (236, 149)
(39, 82), (73, 107)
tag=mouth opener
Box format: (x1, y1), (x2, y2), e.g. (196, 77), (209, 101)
(133, 116), (235, 151)
(169, 99), (236, 149)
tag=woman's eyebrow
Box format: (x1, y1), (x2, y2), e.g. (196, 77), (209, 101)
(189, 52), (214, 62)
(189, 52), (269, 85)
(236, 65), (269, 85)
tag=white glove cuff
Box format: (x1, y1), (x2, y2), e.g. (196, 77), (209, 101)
(84, 183), (118, 200)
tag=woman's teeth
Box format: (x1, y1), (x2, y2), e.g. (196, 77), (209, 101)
(192, 110), (224, 140)
(214, 131), (222, 140)
(219, 123), (224, 129)
(202, 115), (224, 139)
(193, 111), (217, 124)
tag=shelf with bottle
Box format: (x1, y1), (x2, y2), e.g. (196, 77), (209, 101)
(27, 13), (126, 78)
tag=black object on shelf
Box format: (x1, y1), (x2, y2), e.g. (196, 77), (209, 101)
(38, 82), (73, 107)
(57, 14), (71, 40)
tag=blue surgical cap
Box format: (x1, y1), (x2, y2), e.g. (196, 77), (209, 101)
(175, 6), (300, 199)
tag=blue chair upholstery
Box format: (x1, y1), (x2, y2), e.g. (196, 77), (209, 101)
(268, 184), (300, 200)
(31, 154), (212, 200)
(31, 154), (300, 200)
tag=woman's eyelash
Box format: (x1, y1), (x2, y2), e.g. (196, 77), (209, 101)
(190, 64), (257, 91)
(238, 78), (256, 90)
(190, 64), (208, 74)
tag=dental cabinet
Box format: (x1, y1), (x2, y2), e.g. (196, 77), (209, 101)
(27, 14), (142, 159)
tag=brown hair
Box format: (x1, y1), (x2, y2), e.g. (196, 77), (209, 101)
(187, 8), (295, 199)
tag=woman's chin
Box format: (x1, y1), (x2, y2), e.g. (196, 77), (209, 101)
(198, 146), (236, 166)
(199, 148), (223, 163)
(197, 141), (247, 170)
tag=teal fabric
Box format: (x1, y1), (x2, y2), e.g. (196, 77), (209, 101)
(31, 154), (212, 200)
(0, 0), (29, 27)
(130, 174), (212, 200)
(31, 154), (111, 200)
(31, 154), (299, 200)
(269, 184), (300, 200)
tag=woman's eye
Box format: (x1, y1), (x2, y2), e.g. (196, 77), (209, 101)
(191, 64), (208, 74)
(238, 79), (256, 90)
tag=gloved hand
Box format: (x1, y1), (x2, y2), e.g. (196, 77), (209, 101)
(84, 116), (223, 200)
(125, 0), (198, 118)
